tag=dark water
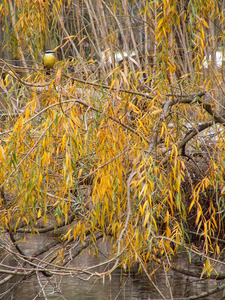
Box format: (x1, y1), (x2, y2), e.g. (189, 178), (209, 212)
(4, 263), (224, 300)
(0, 234), (224, 300)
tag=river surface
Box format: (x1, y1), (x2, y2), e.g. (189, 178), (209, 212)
(0, 234), (224, 299)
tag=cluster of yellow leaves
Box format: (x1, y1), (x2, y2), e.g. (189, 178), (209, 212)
(1, 0), (225, 277)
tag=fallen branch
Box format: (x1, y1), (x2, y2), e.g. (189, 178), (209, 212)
(159, 91), (225, 166)
(174, 282), (225, 300)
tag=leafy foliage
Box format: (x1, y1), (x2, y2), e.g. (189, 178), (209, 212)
(1, 0), (225, 295)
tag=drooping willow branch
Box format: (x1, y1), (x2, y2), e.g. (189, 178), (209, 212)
(159, 90), (225, 165)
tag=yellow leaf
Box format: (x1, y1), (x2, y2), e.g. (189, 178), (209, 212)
(13, 116), (23, 133)
(159, 125), (165, 138)
(25, 108), (30, 121)
(143, 200), (149, 213)
(151, 109), (162, 115)
(120, 71), (129, 86)
(196, 207), (202, 224)
(0, 145), (5, 161)
(64, 228), (72, 241)
(221, 186), (225, 194)
(55, 66), (63, 86)
(144, 212), (150, 227)
(38, 173), (42, 187)
(137, 176), (145, 187)
(201, 19), (209, 29)
(14, 217), (21, 231)
(37, 209), (42, 218)
(64, 203), (68, 222)
(62, 134), (67, 150)
(77, 36), (88, 46)
(56, 214), (61, 224)
(66, 151), (70, 167)
(78, 168), (83, 178)
(61, 35), (76, 41)
(139, 205), (144, 216)
(110, 79), (116, 90)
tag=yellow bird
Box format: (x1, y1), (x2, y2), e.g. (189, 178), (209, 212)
(43, 50), (56, 74)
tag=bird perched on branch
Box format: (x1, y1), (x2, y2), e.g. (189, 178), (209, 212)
(43, 50), (56, 75)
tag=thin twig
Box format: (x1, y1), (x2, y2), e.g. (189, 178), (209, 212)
(117, 171), (136, 254)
